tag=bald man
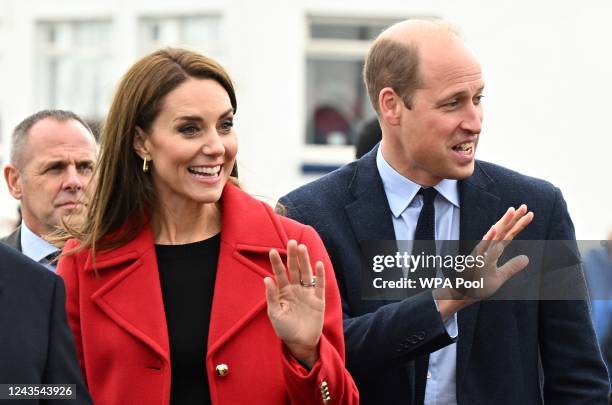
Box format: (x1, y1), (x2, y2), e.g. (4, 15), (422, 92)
(1, 110), (97, 270)
(280, 19), (609, 404)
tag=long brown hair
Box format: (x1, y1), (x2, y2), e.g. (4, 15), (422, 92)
(69, 48), (237, 255)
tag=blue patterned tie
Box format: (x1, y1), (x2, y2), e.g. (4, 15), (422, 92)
(413, 187), (437, 405)
(42, 251), (60, 268)
(412, 187), (438, 283)
(414, 187), (437, 241)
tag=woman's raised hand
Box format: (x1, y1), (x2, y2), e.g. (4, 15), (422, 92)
(264, 240), (325, 368)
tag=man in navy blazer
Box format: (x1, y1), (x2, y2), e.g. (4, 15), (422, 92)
(0, 242), (92, 404)
(280, 19), (609, 404)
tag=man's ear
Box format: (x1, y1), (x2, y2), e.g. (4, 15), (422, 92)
(4, 164), (23, 200)
(133, 127), (150, 160)
(378, 87), (403, 126)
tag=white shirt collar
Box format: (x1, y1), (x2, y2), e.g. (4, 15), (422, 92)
(20, 221), (59, 263)
(376, 146), (460, 218)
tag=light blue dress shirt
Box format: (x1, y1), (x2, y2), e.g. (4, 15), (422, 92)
(376, 146), (460, 405)
(20, 222), (60, 272)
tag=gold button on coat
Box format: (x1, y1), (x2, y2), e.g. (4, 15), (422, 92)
(320, 380), (331, 403)
(215, 363), (229, 377)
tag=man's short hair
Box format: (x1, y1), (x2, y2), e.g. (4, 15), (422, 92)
(363, 19), (459, 114)
(10, 109), (93, 169)
(363, 39), (422, 114)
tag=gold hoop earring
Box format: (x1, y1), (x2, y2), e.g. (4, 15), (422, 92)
(143, 158), (149, 172)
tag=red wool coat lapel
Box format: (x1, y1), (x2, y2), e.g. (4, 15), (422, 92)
(79, 183), (291, 371)
(82, 226), (171, 368)
(208, 183), (290, 355)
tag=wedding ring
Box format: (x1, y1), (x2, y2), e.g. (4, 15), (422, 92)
(300, 278), (317, 287)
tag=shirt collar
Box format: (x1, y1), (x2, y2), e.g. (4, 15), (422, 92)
(376, 146), (460, 218)
(20, 222), (59, 263)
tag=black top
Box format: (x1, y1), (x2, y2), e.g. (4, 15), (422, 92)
(155, 234), (221, 405)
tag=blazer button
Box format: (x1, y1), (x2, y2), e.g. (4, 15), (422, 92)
(215, 363), (229, 377)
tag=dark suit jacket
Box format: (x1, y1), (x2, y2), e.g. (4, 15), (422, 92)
(280, 146), (610, 404)
(0, 242), (91, 404)
(0, 226), (22, 252)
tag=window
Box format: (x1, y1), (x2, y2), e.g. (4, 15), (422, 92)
(302, 17), (404, 174)
(36, 20), (113, 121)
(305, 17), (403, 148)
(139, 15), (222, 59)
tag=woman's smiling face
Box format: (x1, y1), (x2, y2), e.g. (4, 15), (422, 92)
(135, 77), (237, 208)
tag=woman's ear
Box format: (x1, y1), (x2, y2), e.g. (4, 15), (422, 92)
(133, 126), (150, 160)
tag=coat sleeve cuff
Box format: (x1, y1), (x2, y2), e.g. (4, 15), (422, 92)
(281, 335), (354, 404)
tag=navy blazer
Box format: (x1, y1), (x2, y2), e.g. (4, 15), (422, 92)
(0, 242), (91, 404)
(0, 226), (22, 252)
(280, 146), (610, 404)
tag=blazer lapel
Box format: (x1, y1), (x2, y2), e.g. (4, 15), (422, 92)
(14, 227), (22, 252)
(86, 227), (170, 366)
(207, 183), (289, 356)
(344, 148), (396, 303)
(456, 162), (503, 389)
(0, 226), (22, 252)
(459, 162), (503, 242)
(345, 147), (396, 242)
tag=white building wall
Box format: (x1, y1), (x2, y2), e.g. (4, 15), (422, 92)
(0, 0), (610, 239)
